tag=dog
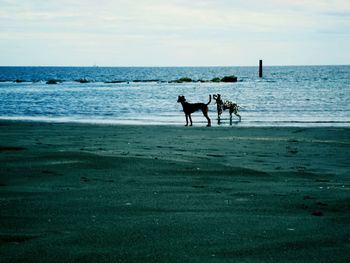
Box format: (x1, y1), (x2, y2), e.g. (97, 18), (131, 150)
(213, 94), (241, 123)
(177, 95), (211, 127)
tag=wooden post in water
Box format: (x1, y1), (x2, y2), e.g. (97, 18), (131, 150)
(259, 60), (263, 78)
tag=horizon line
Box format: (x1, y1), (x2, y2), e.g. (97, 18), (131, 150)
(0, 63), (349, 68)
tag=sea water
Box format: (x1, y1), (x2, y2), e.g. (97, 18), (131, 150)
(0, 66), (349, 126)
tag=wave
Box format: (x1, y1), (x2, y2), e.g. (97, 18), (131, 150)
(1, 116), (350, 127)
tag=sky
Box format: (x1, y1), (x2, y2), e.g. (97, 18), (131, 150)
(0, 0), (349, 66)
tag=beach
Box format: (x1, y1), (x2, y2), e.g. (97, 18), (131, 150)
(0, 121), (349, 262)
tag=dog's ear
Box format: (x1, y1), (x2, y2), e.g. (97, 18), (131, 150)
(177, 95), (185, 102)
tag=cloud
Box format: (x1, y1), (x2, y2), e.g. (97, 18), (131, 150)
(1, 0), (348, 35)
(0, 0), (349, 65)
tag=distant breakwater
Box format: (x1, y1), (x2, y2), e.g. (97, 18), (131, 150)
(7, 75), (239, 85)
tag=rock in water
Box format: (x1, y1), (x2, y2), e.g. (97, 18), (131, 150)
(221, 75), (238, 82)
(211, 77), (221, 83)
(46, 79), (59, 84)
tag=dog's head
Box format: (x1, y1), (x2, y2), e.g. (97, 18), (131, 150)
(213, 94), (221, 104)
(177, 96), (186, 103)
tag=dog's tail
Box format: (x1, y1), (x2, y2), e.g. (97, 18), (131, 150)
(206, 95), (211, 105)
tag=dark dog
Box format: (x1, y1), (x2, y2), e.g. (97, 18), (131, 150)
(177, 95), (211, 126)
(213, 94), (241, 123)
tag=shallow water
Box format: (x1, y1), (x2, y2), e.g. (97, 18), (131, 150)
(0, 66), (349, 126)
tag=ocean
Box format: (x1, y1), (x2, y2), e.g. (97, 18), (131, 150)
(0, 66), (349, 126)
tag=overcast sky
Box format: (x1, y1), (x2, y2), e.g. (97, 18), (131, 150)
(0, 0), (349, 66)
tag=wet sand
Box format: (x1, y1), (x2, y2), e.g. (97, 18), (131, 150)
(0, 121), (349, 262)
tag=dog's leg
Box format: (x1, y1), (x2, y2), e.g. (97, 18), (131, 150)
(217, 105), (222, 125)
(235, 113), (242, 122)
(188, 114), (193, 126)
(232, 105), (241, 122)
(185, 114), (189, 126)
(202, 108), (211, 127)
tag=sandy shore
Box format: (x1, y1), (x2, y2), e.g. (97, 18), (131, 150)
(0, 121), (349, 262)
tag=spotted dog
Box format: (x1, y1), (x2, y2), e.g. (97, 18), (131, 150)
(213, 94), (241, 123)
(177, 95), (211, 127)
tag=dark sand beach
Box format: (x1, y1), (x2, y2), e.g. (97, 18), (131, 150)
(0, 121), (349, 262)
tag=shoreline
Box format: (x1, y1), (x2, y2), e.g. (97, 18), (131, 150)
(1, 121), (349, 262)
(1, 117), (350, 128)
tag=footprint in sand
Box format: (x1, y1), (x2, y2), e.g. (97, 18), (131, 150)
(81, 176), (90, 182)
(192, 185), (205, 189)
(206, 154), (225, 158)
(42, 170), (63, 176)
(312, 211), (324, 216)
(0, 146), (27, 152)
(0, 234), (40, 244)
(316, 202), (328, 207)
